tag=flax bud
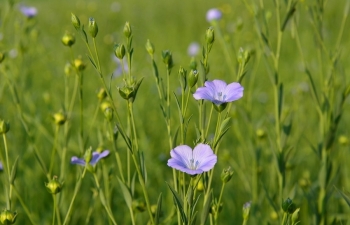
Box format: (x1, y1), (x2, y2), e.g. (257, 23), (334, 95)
(88, 17), (98, 38)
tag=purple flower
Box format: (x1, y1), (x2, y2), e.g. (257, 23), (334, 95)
(193, 80), (244, 105)
(71, 150), (109, 166)
(0, 161), (3, 170)
(167, 144), (217, 175)
(187, 42), (200, 57)
(19, 5), (38, 18)
(206, 8), (222, 22)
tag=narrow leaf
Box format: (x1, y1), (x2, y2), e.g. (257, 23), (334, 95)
(155, 193), (163, 225)
(118, 177), (133, 209)
(201, 193), (212, 225)
(166, 182), (187, 224)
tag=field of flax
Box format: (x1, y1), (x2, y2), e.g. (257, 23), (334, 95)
(0, 0), (350, 224)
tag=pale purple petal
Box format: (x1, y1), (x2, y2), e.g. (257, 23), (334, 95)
(0, 161), (3, 170)
(90, 150), (110, 165)
(168, 145), (192, 170)
(19, 5), (38, 18)
(193, 144), (217, 171)
(206, 8), (222, 22)
(187, 42), (200, 57)
(71, 156), (86, 166)
(193, 86), (215, 101)
(224, 82), (244, 102)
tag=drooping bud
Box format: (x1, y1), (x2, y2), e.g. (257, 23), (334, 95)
(74, 58), (86, 71)
(221, 166), (234, 183)
(145, 39), (155, 56)
(0, 119), (10, 134)
(123, 21), (132, 38)
(114, 44), (125, 59)
(62, 31), (75, 47)
(88, 17), (98, 38)
(71, 13), (81, 30)
(188, 69), (199, 88)
(45, 176), (62, 194)
(97, 88), (107, 100)
(162, 50), (173, 69)
(0, 209), (17, 224)
(100, 101), (113, 112)
(205, 27), (215, 45)
(178, 66), (187, 91)
(52, 112), (67, 125)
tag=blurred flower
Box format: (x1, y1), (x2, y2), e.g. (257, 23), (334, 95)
(19, 5), (38, 18)
(9, 49), (18, 58)
(187, 42), (200, 57)
(243, 201), (252, 220)
(71, 150), (109, 166)
(206, 8), (222, 22)
(0, 161), (3, 170)
(193, 80), (244, 105)
(112, 55), (128, 78)
(167, 144), (217, 175)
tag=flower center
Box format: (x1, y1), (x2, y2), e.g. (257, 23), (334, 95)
(216, 92), (226, 101)
(189, 159), (199, 170)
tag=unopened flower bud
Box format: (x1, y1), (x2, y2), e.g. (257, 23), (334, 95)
(188, 69), (198, 88)
(104, 107), (113, 121)
(145, 39), (155, 56)
(162, 50), (173, 69)
(64, 62), (73, 76)
(338, 135), (349, 145)
(0, 119), (10, 134)
(178, 67), (187, 90)
(205, 27), (215, 45)
(97, 88), (107, 100)
(282, 198), (296, 214)
(100, 101), (113, 112)
(74, 58), (86, 71)
(123, 22), (132, 38)
(88, 17), (98, 38)
(71, 13), (80, 30)
(0, 209), (17, 224)
(242, 201), (252, 220)
(189, 57), (197, 70)
(256, 129), (266, 139)
(291, 208), (300, 224)
(114, 44), (125, 59)
(45, 176), (62, 194)
(0, 52), (5, 64)
(84, 147), (93, 164)
(53, 112), (67, 125)
(221, 166), (234, 183)
(62, 32), (75, 47)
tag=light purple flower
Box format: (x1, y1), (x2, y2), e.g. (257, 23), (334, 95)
(167, 144), (217, 175)
(71, 150), (109, 166)
(206, 8), (222, 22)
(0, 161), (3, 170)
(193, 80), (244, 105)
(187, 42), (201, 57)
(19, 5), (38, 18)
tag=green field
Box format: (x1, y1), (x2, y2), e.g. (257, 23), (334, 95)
(0, 0), (350, 224)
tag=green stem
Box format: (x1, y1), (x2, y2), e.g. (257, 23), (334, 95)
(92, 38), (101, 72)
(214, 183), (226, 225)
(12, 185), (38, 224)
(52, 195), (56, 225)
(49, 125), (60, 176)
(62, 175), (83, 225)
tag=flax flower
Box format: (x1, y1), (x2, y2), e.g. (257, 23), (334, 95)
(71, 150), (109, 166)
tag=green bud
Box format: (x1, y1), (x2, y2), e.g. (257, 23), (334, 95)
(213, 103), (227, 112)
(88, 17), (98, 38)
(0, 209), (17, 224)
(221, 166), (234, 183)
(188, 69), (199, 88)
(0, 119), (10, 134)
(123, 21), (132, 38)
(256, 129), (266, 139)
(104, 107), (113, 121)
(133, 200), (146, 212)
(97, 88), (107, 100)
(45, 176), (62, 194)
(114, 44), (125, 59)
(118, 78), (144, 102)
(242, 201), (252, 220)
(52, 112), (67, 125)
(62, 31), (75, 47)
(205, 27), (215, 45)
(291, 208), (300, 224)
(189, 57), (197, 70)
(84, 147), (93, 164)
(145, 39), (155, 56)
(338, 135), (349, 145)
(64, 62), (73, 76)
(282, 198), (296, 214)
(237, 48), (244, 64)
(178, 66), (187, 90)
(74, 58), (86, 71)
(162, 50), (173, 69)
(100, 101), (113, 112)
(71, 13), (80, 30)
(0, 52), (5, 64)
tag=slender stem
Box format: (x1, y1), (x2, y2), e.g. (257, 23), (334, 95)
(12, 185), (38, 224)
(92, 38), (101, 72)
(214, 183), (226, 225)
(52, 195), (56, 225)
(49, 125), (60, 176)
(79, 72), (84, 149)
(205, 104), (214, 138)
(62, 175), (83, 225)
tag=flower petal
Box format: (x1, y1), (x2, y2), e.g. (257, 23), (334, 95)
(193, 86), (215, 101)
(224, 82), (244, 102)
(90, 150), (110, 165)
(71, 156), (86, 166)
(169, 145), (192, 169)
(193, 144), (217, 172)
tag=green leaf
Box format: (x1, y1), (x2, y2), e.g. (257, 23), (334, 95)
(155, 193), (163, 225)
(335, 186), (350, 207)
(166, 182), (187, 224)
(115, 123), (132, 152)
(200, 193), (212, 225)
(86, 54), (97, 70)
(10, 156), (19, 184)
(118, 177), (133, 209)
(219, 117), (231, 134)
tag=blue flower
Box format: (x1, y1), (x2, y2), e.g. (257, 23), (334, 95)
(187, 42), (200, 57)
(0, 161), (2, 171)
(19, 5), (38, 18)
(71, 150), (109, 166)
(193, 79), (244, 105)
(167, 144), (217, 175)
(206, 8), (222, 22)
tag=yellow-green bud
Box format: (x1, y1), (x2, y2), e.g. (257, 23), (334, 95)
(114, 44), (125, 59)
(97, 88), (107, 100)
(338, 135), (349, 145)
(88, 17), (98, 38)
(291, 208), (300, 224)
(162, 50), (173, 69)
(178, 66), (187, 90)
(221, 166), (234, 183)
(104, 107), (113, 121)
(242, 201), (252, 220)
(123, 21), (132, 38)
(189, 57), (197, 70)
(84, 148), (93, 164)
(188, 69), (199, 88)
(45, 176), (62, 194)
(0, 209), (17, 224)
(71, 13), (81, 30)
(74, 58), (86, 71)
(205, 27), (215, 45)
(64, 62), (73, 76)
(0, 119), (10, 134)
(62, 32), (75, 47)
(256, 129), (266, 139)
(53, 112), (67, 125)
(100, 101), (113, 112)
(0, 52), (5, 64)
(145, 39), (155, 56)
